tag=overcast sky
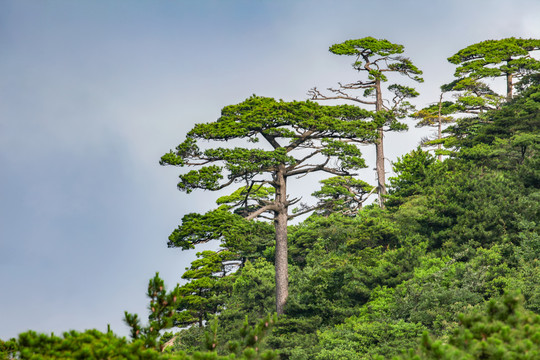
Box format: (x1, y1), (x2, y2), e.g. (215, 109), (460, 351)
(1, 0), (539, 340)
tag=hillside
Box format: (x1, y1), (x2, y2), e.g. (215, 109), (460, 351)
(3, 71), (540, 360)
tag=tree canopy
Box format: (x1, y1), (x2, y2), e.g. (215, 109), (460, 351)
(448, 37), (540, 100)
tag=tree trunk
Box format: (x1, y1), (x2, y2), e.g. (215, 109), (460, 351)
(274, 165), (289, 315)
(375, 128), (386, 207)
(375, 79), (386, 208)
(506, 72), (513, 101)
(437, 93), (443, 161)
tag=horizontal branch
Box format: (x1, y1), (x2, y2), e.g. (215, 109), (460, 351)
(288, 203), (324, 219)
(290, 149), (323, 170)
(340, 81), (375, 89)
(245, 203), (280, 220)
(308, 87), (376, 106)
(287, 163), (352, 178)
(183, 159), (214, 166)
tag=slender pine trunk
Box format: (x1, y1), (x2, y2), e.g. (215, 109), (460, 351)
(274, 165), (288, 315)
(437, 93), (443, 161)
(375, 79), (386, 208)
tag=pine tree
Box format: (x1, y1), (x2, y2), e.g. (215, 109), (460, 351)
(161, 95), (381, 314)
(311, 176), (374, 216)
(124, 273), (181, 350)
(309, 36), (423, 206)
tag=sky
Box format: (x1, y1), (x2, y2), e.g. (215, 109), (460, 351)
(1, 0), (539, 340)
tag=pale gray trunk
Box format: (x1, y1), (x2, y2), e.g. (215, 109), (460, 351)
(437, 93), (443, 161)
(274, 165), (288, 315)
(375, 79), (386, 208)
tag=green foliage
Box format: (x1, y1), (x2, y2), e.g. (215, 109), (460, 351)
(168, 208), (265, 251)
(288, 213), (364, 267)
(219, 260), (277, 327)
(399, 293), (540, 360)
(161, 95), (380, 199)
(412, 101), (457, 127)
(442, 77), (504, 114)
(176, 250), (238, 328)
(464, 85), (540, 148)
(285, 239), (422, 330)
(0, 338), (17, 360)
(226, 314), (278, 360)
(124, 273), (182, 350)
(162, 95), (384, 316)
(448, 37), (540, 99)
(393, 246), (511, 335)
(387, 84), (420, 118)
(311, 36), (424, 206)
(321, 35), (424, 116)
(312, 176), (374, 216)
(157, 314), (278, 360)
(329, 37), (404, 57)
(328, 37), (423, 83)
(448, 37), (540, 79)
(216, 186), (275, 212)
(3, 329), (164, 360)
(386, 148), (437, 208)
(315, 287), (426, 360)
(320, 139), (367, 169)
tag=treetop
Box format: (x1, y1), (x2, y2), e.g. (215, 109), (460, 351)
(448, 37), (540, 79)
(448, 37), (540, 64)
(327, 37), (423, 85)
(329, 37), (404, 57)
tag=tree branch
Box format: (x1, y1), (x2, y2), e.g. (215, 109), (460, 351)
(287, 162), (353, 178)
(308, 87), (376, 106)
(261, 133), (281, 149)
(288, 203), (324, 219)
(289, 149), (323, 171)
(245, 204), (280, 220)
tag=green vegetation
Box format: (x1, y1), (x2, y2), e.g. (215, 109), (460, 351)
(448, 37), (540, 100)
(2, 36), (540, 360)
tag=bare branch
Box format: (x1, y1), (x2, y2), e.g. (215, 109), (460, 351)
(361, 185), (377, 203)
(288, 203), (325, 219)
(287, 162), (353, 178)
(289, 149), (323, 171)
(245, 203), (280, 220)
(183, 159), (215, 166)
(340, 81), (375, 89)
(286, 197), (302, 207)
(308, 87), (376, 106)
